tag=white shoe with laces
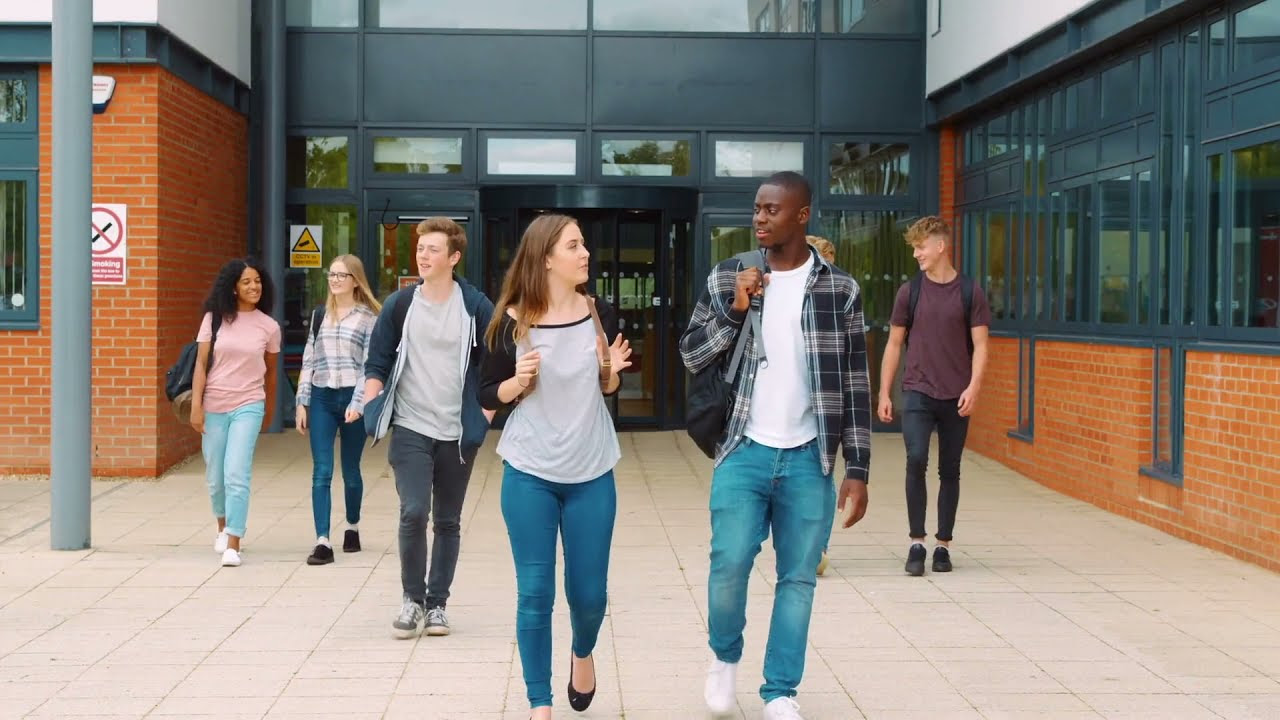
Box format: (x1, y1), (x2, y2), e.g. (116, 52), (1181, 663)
(763, 696), (804, 720)
(220, 548), (241, 567)
(704, 657), (738, 715)
(214, 531), (228, 553)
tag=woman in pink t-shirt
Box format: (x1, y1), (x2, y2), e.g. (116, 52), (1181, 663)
(189, 258), (282, 568)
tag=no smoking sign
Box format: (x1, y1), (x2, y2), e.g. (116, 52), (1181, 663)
(91, 203), (127, 285)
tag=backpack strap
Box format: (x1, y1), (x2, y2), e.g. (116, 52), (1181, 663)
(725, 249), (768, 384)
(585, 295), (611, 392)
(310, 304), (325, 342)
(904, 272), (923, 350)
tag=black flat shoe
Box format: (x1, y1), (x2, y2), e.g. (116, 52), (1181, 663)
(567, 653), (596, 712)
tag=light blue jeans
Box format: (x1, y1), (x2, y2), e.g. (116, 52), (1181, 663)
(203, 401), (265, 538)
(708, 437), (835, 702)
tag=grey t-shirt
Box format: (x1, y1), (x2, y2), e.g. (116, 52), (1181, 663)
(496, 316), (620, 484)
(393, 285), (464, 440)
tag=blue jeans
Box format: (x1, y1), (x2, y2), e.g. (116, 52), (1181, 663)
(307, 386), (366, 538)
(501, 463), (616, 710)
(708, 437), (835, 702)
(203, 401), (265, 538)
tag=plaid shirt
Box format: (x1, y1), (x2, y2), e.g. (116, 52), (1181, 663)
(680, 248), (872, 483)
(296, 304), (378, 413)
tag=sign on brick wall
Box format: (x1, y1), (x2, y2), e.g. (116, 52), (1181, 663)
(91, 203), (127, 285)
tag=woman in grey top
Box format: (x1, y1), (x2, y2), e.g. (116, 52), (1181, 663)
(479, 213), (631, 720)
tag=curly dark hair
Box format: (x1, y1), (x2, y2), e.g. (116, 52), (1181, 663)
(202, 256), (275, 323)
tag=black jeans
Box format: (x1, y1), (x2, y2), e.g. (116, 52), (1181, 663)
(902, 390), (970, 542)
(389, 426), (478, 608)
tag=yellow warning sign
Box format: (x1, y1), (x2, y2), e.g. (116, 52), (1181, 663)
(289, 225), (323, 268)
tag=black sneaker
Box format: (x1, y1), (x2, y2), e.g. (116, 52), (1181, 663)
(343, 529), (361, 553)
(306, 544), (334, 565)
(904, 544), (926, 576)
(932, 546), (953, 573)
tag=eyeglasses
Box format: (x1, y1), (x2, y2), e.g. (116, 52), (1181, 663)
(327, 271), (354, 281)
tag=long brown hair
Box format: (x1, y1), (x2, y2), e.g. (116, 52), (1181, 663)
(485, 213), (580, 350)
(327, 254), (382, 318)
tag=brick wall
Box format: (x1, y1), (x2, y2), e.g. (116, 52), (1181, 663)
(968, 338), (1280, 572)
(0, 64), (247, 478)
(938, 127), (960, 267)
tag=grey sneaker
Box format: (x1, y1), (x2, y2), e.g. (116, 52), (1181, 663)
(391, 597), (425, 639)
(425, 606), (450, 636)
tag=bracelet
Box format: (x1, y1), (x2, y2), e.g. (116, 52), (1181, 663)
(517, 378), (529, 388)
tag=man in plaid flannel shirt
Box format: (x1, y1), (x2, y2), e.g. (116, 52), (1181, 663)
(680, 172), (872, 720)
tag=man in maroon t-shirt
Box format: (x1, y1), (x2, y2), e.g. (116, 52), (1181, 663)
(877, 216), (990, 577)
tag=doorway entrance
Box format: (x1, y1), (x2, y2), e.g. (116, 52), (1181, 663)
(480, 186), (697, 428)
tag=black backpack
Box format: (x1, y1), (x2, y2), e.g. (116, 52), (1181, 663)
(685, 250), (767, 459)
(164, 313), (222, 401)
(310, 304), (325, 342)
(905, 271), (975, 356)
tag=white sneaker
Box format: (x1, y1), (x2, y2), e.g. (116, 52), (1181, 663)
(704, 658), (738, 715)
(763, 697), (804, 720)
(220, 548), (241, 567)
(214, 531), (228, 553)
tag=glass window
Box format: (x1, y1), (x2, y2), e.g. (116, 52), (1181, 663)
(1207, 154), (1224, 326)
(1230, 139), (1280, 328)
(1154, 345), (1175, 470)
(286, 136), (349, 189)
(827, 143), (909, 195)
(373, 137), (463, 175)
(986, 209), (1009, 321)
(1209, 19), (1227, 80)
(1139, 51), (1154, 108)
(0, 79), (28, 124)
(710, 225), (756, 264)
(0, 179), (32, 316)
(1235, 0), (1280, 70)
(1182, 30), (1200, 325)
(1100, 61), (1134, 119)
(821, 0), (920, 33)
(594, 0), (813, 32)
(714, 140), (804, 178)
(486, 138), (577, 176)
(370, 0), (586, 29)
(1137, 170), (1152, 325)
(601, 139), (692, 177)
(286, 0), (358, 27)
(987, 115), (1009, 158)
(1063, 186), (1091, 322)
(281, 204), (357, 394)
(1047, 191), (1062, 321)
(1158, 42), (1176, 325)
(1099, 175), (1132, 324)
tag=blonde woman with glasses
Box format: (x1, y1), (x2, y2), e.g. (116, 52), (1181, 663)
(296, 254), (382, 565)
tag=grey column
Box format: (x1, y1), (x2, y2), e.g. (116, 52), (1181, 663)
(262, 0), (286, 432)
(50, 0), (93, 550)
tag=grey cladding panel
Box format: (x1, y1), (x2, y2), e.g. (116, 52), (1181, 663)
(819, 40), (923, 129)
(365, 35), (586, 124)
(593, 37), (813, 127)
(287, 34), (358, 124)
(1234, 79), (1280, 133)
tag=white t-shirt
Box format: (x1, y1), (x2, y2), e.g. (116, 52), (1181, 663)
(744, 253), (818, 448)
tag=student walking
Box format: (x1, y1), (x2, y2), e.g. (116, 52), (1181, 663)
(878, 216), (990, 576)
(363, 218), (494, 639)
(479, 213), (631, 720)
(681, 173), (873, 720)
(295, 254), (381, 565)
(189, 257), (282, 568)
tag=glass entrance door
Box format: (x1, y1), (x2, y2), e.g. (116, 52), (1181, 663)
(369, 211), (474, 300)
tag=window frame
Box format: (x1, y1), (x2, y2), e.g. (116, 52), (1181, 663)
(704, 133), (811, 187)
(285, 129), (357, 195)
(0, 170), (40, 329)
(821, 135), (918, 206)
(592, 132), (699, 186)
(1140, 340), (1185, 485)
(365, 130), (473, 184)
(478, 130), (586, 183)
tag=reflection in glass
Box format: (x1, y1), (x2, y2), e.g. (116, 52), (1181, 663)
(282, 205), (357, 401)
(818, 211), (912, 423)
(1208, 154), (1223, 326)
(1235, 0), (1280, 69)
(0, 80), (28, 124)
(370, 0), (586, 29)
(1048, 191), (1061, 322)
(373, 137), (463, 174)
(821, 0), (919, 33)
(286, 0), (358, 27)
(1231, 140), (1280, 328)
(1137, 171), (1152, 325)
(1182, 30), (1200, 325)
(286, 136), (349, 189)
(714, 141), (804, 178)
(594, 0), (812, 32)
(1100, 61), (1133, 118)
(987, 115), (1008, 158)
(601, 139), (691, 177)
(0, 181), (29, 311)
(487, 138), (577, 176)
(1098, 175), (1132, 324)
(1209, 19), (1227, 81)
(710, 226), (755, 264)
(828, 143), (909, 195)
(1159, 42), (1176, 325)
(986, 209), (1008, 320)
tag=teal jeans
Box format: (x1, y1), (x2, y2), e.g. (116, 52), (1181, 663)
(203, 401), (265, 538)
(708, 437), (835, 702)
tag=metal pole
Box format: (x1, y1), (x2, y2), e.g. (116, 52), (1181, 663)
(262, 0), (286, 432)
(50, 0), (93, 550)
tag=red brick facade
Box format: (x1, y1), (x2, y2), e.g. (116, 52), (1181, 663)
(942, 130), (1280, 573)
(0, 65), (247, 477)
